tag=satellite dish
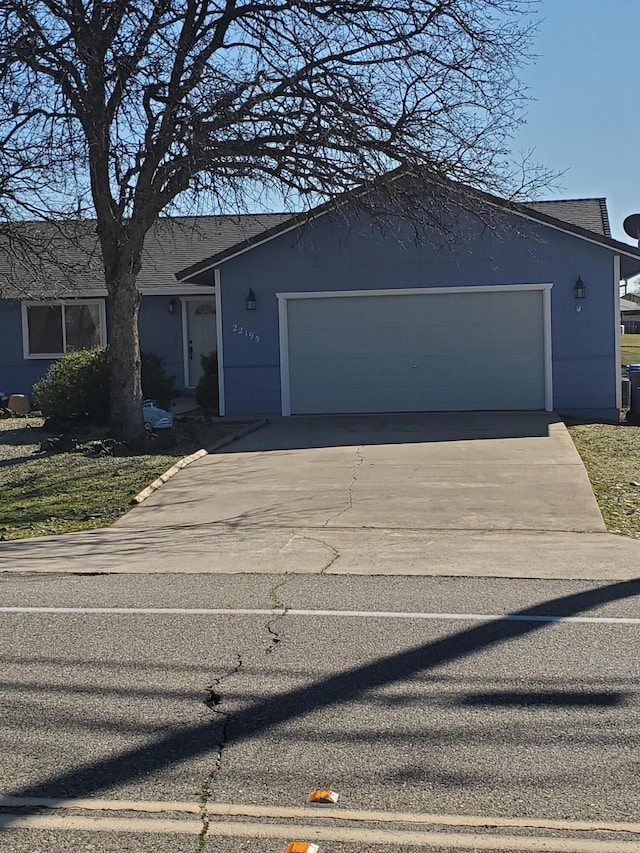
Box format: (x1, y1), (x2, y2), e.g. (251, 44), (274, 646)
(623, 213), (640, 242)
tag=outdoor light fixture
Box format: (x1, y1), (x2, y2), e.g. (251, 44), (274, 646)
(245, 288), (257, 311)
(574, 276), (586, 299)
(167, 298), (177, 315)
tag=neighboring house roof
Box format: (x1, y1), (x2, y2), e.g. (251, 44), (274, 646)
(0, 214), (290, 298)
(524, 199), (611, 237)
(177, 177), (640, 282)
(621, 297), (640, 313)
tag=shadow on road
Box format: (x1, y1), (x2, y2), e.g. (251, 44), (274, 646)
(2, 577), (639, 813)
(455, 690), (626, 708)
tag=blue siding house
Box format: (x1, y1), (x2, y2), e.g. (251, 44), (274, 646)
(177, 189), (640, 421)
(0, 214), (287, 401)
(2, 183), (640, 420)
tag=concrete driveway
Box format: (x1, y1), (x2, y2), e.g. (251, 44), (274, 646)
(116, 412), (605, 535)
(3, 411), (640, 580)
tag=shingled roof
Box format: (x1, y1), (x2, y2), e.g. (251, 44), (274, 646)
(621, 297), (640, 313)
(1, 192), (637, 299)
(0, 213), (290, 298)
(523, 199), (611, 238)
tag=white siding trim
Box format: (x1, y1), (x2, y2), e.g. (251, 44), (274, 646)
(35, 288), (109, 298)
(277, 293), (292, 416)
(26, 286), (216, 298)
(180, 293), (218, 392)
(139, 285), (215, 295)
(99, 301), (108, 350)
(214, 269), (225, 416)
(614, 255), (622, 410)
(542, 286), (554, 412)
(20, 302), (33, 359)
(276, 284), (553, 301)
(21, 299), (107, 360)
(180, 298), (190, 388)
(277, 284), (554, 416)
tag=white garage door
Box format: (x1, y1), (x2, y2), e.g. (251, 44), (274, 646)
(282, 288), (549, 415)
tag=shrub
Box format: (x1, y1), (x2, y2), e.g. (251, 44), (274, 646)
(140, 351), (179, 409)
(195, 351), (219, 411)
(34, 347), (178, 426)
(34, 348), (110, 425)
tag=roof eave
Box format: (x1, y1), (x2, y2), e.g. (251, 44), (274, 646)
(620, 256), (640, 280)
(176, 173), (640, 281)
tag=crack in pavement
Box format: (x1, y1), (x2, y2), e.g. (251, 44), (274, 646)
(310, 444), (364, 570)
(197, 653), (243, 852)
(196, 576), (297, 849)
(296, 532), (341, 574)
(322, 444), (365, 528)
(265, 578), (291, 654)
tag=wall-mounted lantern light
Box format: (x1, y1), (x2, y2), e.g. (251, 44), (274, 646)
(245, 288), (257, 311)
(167, 297), (178, 315)
(574, 276), (586, 300)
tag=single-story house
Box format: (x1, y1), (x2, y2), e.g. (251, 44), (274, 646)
(2, 181), (640, 420)
(0, 214), (288, 396)
(621, 295), (640, 334)
(176, 189), (640, 421)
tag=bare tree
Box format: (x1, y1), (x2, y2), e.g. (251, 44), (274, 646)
(0, 0), (543, 440)
(0, 122), (79, 286)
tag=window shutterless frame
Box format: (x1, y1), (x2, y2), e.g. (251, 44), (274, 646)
(21, 299), (107, 359)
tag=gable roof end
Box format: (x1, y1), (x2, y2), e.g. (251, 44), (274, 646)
(177, 186), (640, 282)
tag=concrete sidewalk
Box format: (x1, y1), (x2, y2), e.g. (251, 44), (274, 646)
(0, 524), (638, 580)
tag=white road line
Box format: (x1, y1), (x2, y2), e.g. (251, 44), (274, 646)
(2, 797), (640, 835)
(0, 605), (638, 625)
(1, 814), (639, 851)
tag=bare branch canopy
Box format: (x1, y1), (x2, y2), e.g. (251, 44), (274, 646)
(0, 0), (545, 438)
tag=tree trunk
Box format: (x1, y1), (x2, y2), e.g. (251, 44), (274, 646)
(106, 272), (144, 442)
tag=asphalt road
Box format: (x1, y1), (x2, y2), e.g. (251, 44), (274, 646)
(1, 572), (640, 853)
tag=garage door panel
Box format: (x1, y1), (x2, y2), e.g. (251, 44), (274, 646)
(459, 352), (534, 380)
(299, 355), (408, 383)
(301, 324), (410, 357)
(406, 325), (453, 354)
(333, 327), (409, 357)
(301, 382), (415, 414)
(286, 290), (546, 414)
(450, 325), (496, 353)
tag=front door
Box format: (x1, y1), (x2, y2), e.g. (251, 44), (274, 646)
(186, 299), (217, 387)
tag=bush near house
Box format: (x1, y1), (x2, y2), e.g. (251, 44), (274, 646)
(195, 351), (219, 412)
(34, 348), (111, 424)
(34, 347), (178, 425)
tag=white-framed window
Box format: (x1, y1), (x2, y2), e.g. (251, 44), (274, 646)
(21, 300), (107, 359)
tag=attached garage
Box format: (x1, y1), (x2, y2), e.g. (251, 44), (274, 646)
(278, 286), (552, 415)
(178, 187), (637, 421)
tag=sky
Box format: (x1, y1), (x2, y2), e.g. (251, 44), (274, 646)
(512, 0), (640, 244)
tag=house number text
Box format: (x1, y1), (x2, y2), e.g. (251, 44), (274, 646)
(232, 324), (261, 342)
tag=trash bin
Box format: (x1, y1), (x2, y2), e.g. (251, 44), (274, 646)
(628, 365), (640, 423)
